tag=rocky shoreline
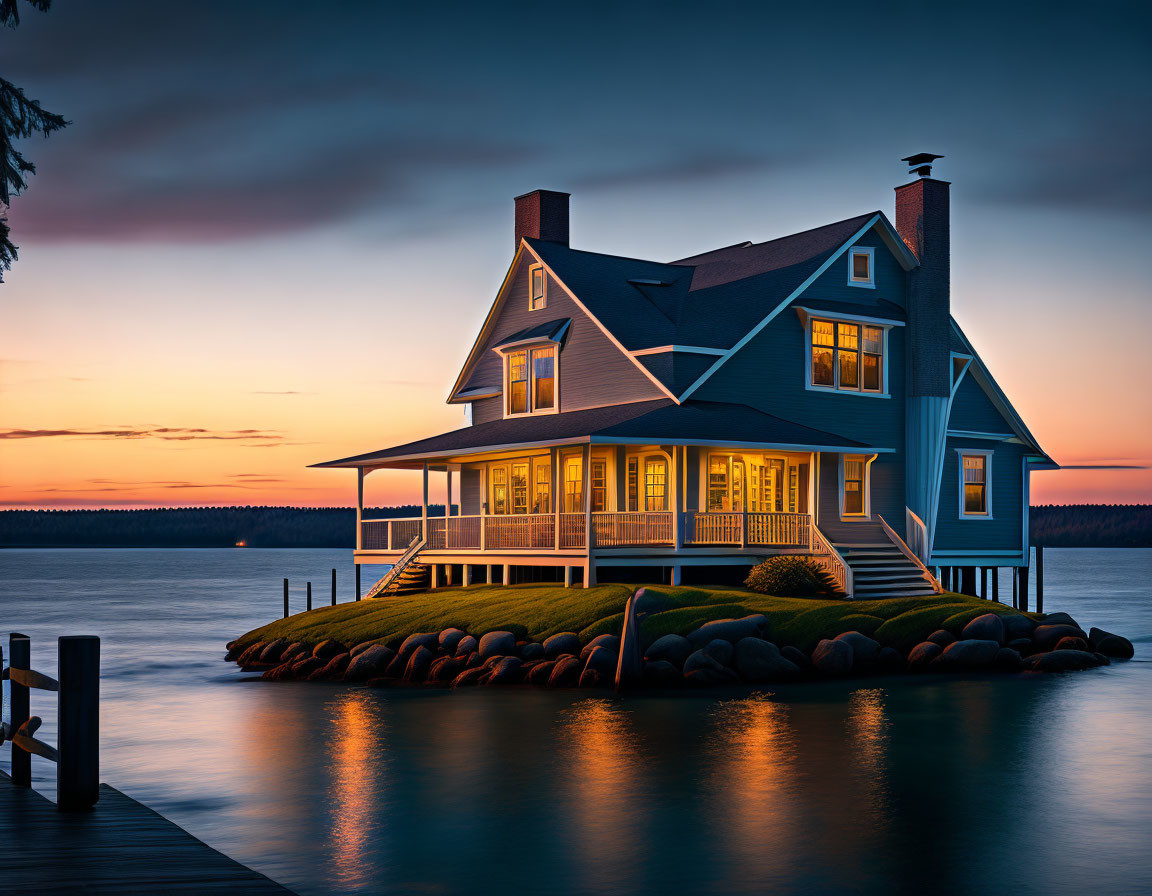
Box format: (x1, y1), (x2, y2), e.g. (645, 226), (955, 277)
(226, 591), (1134, 690)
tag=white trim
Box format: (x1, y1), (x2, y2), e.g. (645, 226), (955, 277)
(950, 351), (972, 396)
(454, 386), (501, 401)
(956, 447), (993, 520)
(679, 214), (901, 401)
(847, 246), (875, 289)
(802, 313), (891, 398)
(592, 436), (894, 452)
(490, 319), (571, 354)
(838, 452), (877, 520)
(795, 307), (905, 328)
(630, 344), (728, 357)
(946, 430), (1015, 441)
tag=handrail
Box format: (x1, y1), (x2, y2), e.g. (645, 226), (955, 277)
(879, 514), (943, 593)
(904, 507), (931, 566)
(809, 522), (853, 598)
(364, 533), (425, 599)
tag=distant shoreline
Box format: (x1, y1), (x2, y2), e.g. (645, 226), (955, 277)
(1, 504), (1149, 549)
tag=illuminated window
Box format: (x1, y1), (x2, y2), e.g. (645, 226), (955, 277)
(505, 345), (557, 415)
(491, 467), (508, 515)
(810, 318), (885, 393)
(708, 455), (744, 512)
(627, 458), (639, 511)
(848, 247), (874, 287)
(564, 457), (583, 513)
(842, 454), (867, 517)
(529, 264), (546, 310)
(507, 351), (528, 414)
(959, 452), (991, 518)
(645, 459), (667, 511)
(591, 459), (608, 512)
(532, 346), (555, 410)
(512, 463), (529, 515)
(532, 463), (550, 514)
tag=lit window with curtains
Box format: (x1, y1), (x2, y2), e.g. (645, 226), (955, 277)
(507, 350), (528, 414)
(962, 454), (989, 516)
(529, 265), (546, 310)
(810, 318), (885, 393)
(564, 457), (583, 513)
(842, 455), (866, 517)
(591, 460), (608, 512)
(645, 459), (667, 511)
(532, 346), (555, 410)
(532, 463), (551, 513)
(505, 345), (556, 415)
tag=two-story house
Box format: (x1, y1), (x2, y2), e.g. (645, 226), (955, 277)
(314, 155), (1056, 598)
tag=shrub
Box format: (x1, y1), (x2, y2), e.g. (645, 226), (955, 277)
(744, 556), (843, 598)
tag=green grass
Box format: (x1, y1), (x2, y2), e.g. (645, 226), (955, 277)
(231, 584), (1040, 654)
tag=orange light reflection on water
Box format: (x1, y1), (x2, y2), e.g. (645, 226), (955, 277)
(326, 691), (387, 889)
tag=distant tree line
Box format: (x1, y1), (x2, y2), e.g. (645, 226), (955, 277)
(0, 504), (1148, 548)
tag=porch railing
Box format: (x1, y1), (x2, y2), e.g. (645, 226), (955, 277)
(809, 523), (852, 597)
(592, 511), (674, 546)
(905, 507), (930, 566)
(683, 511), (811, 547)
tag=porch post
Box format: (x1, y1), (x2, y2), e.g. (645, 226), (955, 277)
(672, 445), (682, 550)
(431, 564), (439, 589)
(356, 467), (365, 551)
(421, 463), (429, 541)
(553, 447), (561, 551)
(582, 443), (594, 588)
(463, 564), (472, 587)
(564, 565), (573, 587)
(480, 466), (487, 551)
(446, 468), (453, 518)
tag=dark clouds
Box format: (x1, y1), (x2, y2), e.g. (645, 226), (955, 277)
(0, 427), (283, 442)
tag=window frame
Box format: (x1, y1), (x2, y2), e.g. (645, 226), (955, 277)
(528, 263), (547, 311)
(847, 246), (875, 288)
(500, 342), (561, 418)
(805, 315), (891, 398)
(957, 448), (994, 520)
(838, 453), (876, 521)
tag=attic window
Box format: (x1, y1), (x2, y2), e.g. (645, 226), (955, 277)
(848, 247), (874, 288)
(529, 264), (546, 311)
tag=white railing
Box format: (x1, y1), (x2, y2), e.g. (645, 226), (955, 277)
(559, 513), (586, 549)
(484, 514), (555, 549)
(809, 522), (852, 597)
(683, 511), (811, 547)
(592, 511), (674, 546)
(905, 507), (930, 566)
(882, 512), (942, 593)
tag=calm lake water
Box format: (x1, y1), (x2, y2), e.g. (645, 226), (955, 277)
(1, 548), (1150, 895)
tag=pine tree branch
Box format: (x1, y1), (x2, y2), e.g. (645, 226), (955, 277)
(1, 0), (51, 29)
(0, 211), (15, 283)
(0, 76), (68, 203)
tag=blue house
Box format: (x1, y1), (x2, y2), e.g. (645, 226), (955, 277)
(315, 155), (1056, 598)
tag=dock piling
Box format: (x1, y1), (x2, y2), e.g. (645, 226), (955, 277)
(9, 633), (31, 786)
(1036, 546), (1044, 614)
(282, 578), (289, 618)
(331, 568), (336, 606)
(355, 564), (361, 601)
(57, 635), (100, 811)
(306, 581), (312, 612)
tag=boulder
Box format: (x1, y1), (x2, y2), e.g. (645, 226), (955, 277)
(308, 653), (350, 681)
(344, 644), (396, 681)
(527, 660), (556, 686)
(237, 642), (265, 667)
(927, 629), (956, 647)
(313, 639), (347, 660)
(683, 649), (731, 677)
(281, 642), (309, 663)
(520, 642), (545, 661)
(642, 660), (682, 687)
(961, 613), (1006, 645)
(1055, 636), (1091, 652)
(780, 646), (810, 670)
(580, 634), (620, 662)
(451, 667), (489, 688)
(580, 646), (616, 688)
(258, 638), (291, 664)
(261, 660), (297, 681)
(701, 638), (735, 668)
(684, 663), (740, 686)
(464, 651), (481, 668)
(877, 646), (905, 673)
(455, 635), (479, 657)
(543, 632), (581, 659)
(478, 631), (517, 660)
(1034, 624), (1087, 650)
(938, 639), (1001, 670)
(811, 639), (853, 676)
(734, 637), (799, 682)
(438, 628), (467, 653)
(1007, 637), (1034, 653)
(687, 614), (768, 648)
(1002, 614), (1037, 641)
(644, 634), (694, 667)
(428, 655), (467, 683)
(349, 641), (377, 658)
(993, 647), (1023, 671)
(1040, 611), (1080, 628)
(907, 641), (942, 671)
(486, 656), (523, 684)
(548, 655), (582, 688)
(398, 632), (439, 656)
(403, 646), (435, 682)
(289, 656), (323, 679)
(1089, 627), (1135, 659)
(1029, 649), (1108, 672)
(834, 631), (881, 668)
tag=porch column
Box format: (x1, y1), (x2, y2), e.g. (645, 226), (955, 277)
(486, 564), (493, 585)
(480, 466), (487, 551)
(463, 564), (472, 587)
(421, 463), (429, 541)
(564, 565), (573, 587)
(672, 445), (682, 550)
(670, 565), (682, 586)
(553, 447), (561, 551)
(446, 468), (453, 518)
(582, 443), (593, 587)
(502, 563), (511, 586)
(356, 467), (365, 551)
(431, 564), (440, 589)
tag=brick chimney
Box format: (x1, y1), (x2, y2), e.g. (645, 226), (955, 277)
(514, 189), (570, 250)
(895, 154), (950, 398)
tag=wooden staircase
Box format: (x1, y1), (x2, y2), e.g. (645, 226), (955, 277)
(364, 533), (430, 599)
(834, 524), (938, 598)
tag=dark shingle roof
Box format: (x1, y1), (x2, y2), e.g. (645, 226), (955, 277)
(493, 317), (571, 348)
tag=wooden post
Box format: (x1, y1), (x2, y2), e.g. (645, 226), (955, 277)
(421, 463), (430, 541)
(9, 633), (31, 786)
(671, 565), (682, 586)
(553, 447), (562, 551)
(283, 578), (289, 617)
(485, 564), (493, 585)
(431, 564), (440, 589)
(306, 581), (312, 612)
(1012, 567), (1018, 609)
(502, 563), (511, 586)
(1019, 563), (1030, 612)
(582, 444), (593, 587)
(1036, 546), (1044, 614)
(355, 564), (361, 601)
(564, 565), (573, 587)
(57, 635), (99, 811)
(356, 468), (365, 551)
(462, 564), (472, 587)
(671, 446), (682, 551)
(992, 567), (1000, 603)
(330, 568), (337, 606)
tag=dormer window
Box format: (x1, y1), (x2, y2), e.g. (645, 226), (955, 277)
(809, 318), (886, 394)
(848, 247), (874, 288)
(504, 344), (557, 416)
(529, 264), (546, 310)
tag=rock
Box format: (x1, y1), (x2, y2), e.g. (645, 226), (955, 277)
(811, 639), (853, 676)
(543, 632), (581, 659)
(615, 590), (644, 690)
(701, 638), (735, 668)
(642, 660), (682, 686)
(580, 634), (620, 662)
(438, 628), (467, 652)
(520, 642), (545, 661)
(451, 667), (488, 688)
(961, 613), (1006, 645)
(482, 655), (506, 670)
(1040, 611), (1079, 628)
(349, 641), (377, 658)
(683, 648), (731, 678)
(938, 639), (1001, 669)
(1007, 637), (1033, 653)
(1055, 636), (1091, 652)
(344, 644), (396, 681)
(1003, 614), (1037, 641)
(313, 639), (347, 660)
(684, 664), (739, 686)
(580, 646), (617, 688)
(644, 634), (694, 667)
(548, 655), (582, 688)
(993, 647), (1022, 671)
(398, 632), (440, 656)
(465, 651), (481, 668)
(479, 631), (517, 660)
(280, 642), (308, 663)
(527, 660), (556, 686)
(237, 642), (265, 667)
(289, 656), (323, 679)
(834, 631), (881, 667)
(1089, 627), (1135, 659)
(1034, 624), (1086, 650)
(428, 655), (467, 683)
(1029, 649), (1108, 672)
(486, 656), (523, 684)
(687, 614), (768, 648)
(780, 646), (810, 669)
(877, 646), (905, 673)
(734, 637), (799, 682)
(403, 646), (435, 682)
(258, 638), (291, 664)
(309, 653), (350, 681)
(260, 660), (296, 681)
(455, 635), (479, 657)
(225, 641), (245, 662)
(927, 630), (956, 647)
(907, 641), (942, 671)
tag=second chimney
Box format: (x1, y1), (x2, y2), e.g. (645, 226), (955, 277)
(515, 189), (570, 250)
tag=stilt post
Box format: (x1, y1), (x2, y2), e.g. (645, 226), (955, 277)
(1019, 563), (1030, 613)
(331, 568), (337, 606)
(9, 633), (31, 786)
(306, 581), (312, 612)
(1012, 567), (1018, 609)
(992, 567), (1000, 603)
(283, 578), (289, 617)
(355, 564), (361, 601)
(57, 635), (100, 811)
(1035, 546), (1044, 614)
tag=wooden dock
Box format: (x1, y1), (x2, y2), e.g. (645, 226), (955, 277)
(0, 773), (295, 894)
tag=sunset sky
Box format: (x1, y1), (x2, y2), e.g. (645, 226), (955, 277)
(2, 1), (1149, 509)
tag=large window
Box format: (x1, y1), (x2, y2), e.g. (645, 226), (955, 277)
(505, 345), (557, 416)
(564, 456), (583, 513)
(959, 451), (992, 518)
(810, 318), (885, 394)
(511, 463), (529, 515)
(645, 459), (667, 511)
(532, 463), (550, 514)
(591, 459), (608, 512)
(708, 455), (745, 511)
(491, 466), (508, 515)
(627, 458), (639, 511)
(842, 454), (868, 518)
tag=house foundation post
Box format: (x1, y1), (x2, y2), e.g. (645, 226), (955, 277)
(671, 565), (682, 586)
(564, 565), (573, 587)
(1035, 546), (1044, 614)
(502, 563), (511, 586)
(485, 564), (493, 585)
(1019, 563), (1030, 612)
(463, 564), (472, 587)
(430, 565), (439, 589)
(992, 566), (999, 603)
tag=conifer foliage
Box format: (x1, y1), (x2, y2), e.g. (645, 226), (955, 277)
(1, 0), (67, 281)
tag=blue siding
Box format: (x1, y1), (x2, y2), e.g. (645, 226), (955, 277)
(932, 438), (1026, 558)
(815, 451), (905, 542)
(948, 374), (1014, 434)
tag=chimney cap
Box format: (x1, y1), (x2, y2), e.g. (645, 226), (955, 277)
(901, 152), (944, 178)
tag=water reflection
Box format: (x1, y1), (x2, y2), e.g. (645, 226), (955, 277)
(846, 688), (890, 812)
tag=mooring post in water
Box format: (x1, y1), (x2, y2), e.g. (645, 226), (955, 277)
(1019, 563), (1030, 613)
(1036, 546), (1044, 614)
(57, 635), (99, 811)
(283, 578), (289, 618)
(992, 567), (1000, 603)
(306, 581), (312, 612)
(9, 633), (31, 786)
(355, 564), (361, 601)
(331, 568), (337, 606)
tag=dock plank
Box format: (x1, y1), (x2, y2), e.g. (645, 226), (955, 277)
(0, 775), (295, 894)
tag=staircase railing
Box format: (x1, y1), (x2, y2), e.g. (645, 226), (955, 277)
(364, 533), (426, 600)
(809, 522), (853, 598)
(904, 507), (931, 566)
(879, 513), (942, 593)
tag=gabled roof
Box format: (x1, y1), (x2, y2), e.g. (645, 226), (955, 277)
(493, 317), (571, 349)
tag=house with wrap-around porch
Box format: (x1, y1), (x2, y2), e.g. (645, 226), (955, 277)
(313, 155), (1056, 598)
